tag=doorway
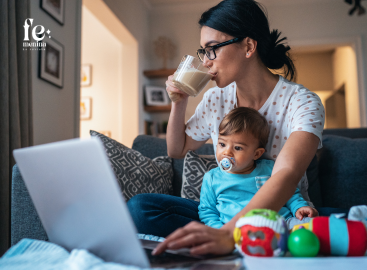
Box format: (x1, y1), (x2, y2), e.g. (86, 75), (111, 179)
(292, 45), (362, 129)
(80, 0), (139, 147)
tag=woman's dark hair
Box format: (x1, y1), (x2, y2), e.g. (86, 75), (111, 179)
(199, 0), (296, 81)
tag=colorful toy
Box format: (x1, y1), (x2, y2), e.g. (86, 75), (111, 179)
(288, 228), (320, 257)
(233, 209), (289, 257)
(292, 216), (367, 256)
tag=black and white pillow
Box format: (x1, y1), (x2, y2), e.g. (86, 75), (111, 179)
(90, 130), (173, 201)
(181, 150), (218, 202)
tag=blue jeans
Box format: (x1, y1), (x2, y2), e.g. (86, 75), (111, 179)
(127, 193), (349, 237)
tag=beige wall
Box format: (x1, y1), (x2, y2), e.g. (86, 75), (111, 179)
(332, 46), (360, 128)
(293, 51), (334, 91)
(83, 0), (139, 147)
(103, 0), (151, 136)
(31, 0), (81, 145)
(80, 7), (122, 141)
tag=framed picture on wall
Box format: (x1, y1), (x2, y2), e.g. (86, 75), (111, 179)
(41, 0), (65, 25)
(81, 64), (92, 87)
(39, 37), (64, 88)
(145, 86), (170, 106)
(80, 97), (92, 120)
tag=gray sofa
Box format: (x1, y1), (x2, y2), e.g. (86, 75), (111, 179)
(11, 128), (367, 246)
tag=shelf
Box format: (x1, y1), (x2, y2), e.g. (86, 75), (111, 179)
(144, 105), (171, 112)
(143, 69), (176, 79)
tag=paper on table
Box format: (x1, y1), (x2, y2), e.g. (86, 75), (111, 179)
(244, 255), (367, 270)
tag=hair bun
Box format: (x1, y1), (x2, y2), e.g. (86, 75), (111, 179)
(265, 29), (295, 80)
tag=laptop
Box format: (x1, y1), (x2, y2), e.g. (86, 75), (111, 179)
(13, 137), (239, 268)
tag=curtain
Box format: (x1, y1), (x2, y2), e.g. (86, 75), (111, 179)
(0, 0), (33, 255)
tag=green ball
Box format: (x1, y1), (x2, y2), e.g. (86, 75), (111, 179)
(288, 229), (320, 257)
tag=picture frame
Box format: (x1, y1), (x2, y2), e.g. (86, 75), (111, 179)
(145, 86), (170, 106)
(39, 37), (64, 88)
(41, 0), (65, 25)
(80, 97), (92, 120)
(81, 64), (92, 87)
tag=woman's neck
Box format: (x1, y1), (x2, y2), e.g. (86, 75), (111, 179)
(235, 63), (279, 110)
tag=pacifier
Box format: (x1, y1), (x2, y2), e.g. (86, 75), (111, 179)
(220, 156), (235, 172)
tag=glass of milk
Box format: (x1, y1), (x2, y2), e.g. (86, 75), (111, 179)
(172, 55), (213, 97)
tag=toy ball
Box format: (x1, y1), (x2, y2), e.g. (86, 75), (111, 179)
(288, 228), (320, 257)
(233, 209), (289, 257)
(309, 216), (367, 256)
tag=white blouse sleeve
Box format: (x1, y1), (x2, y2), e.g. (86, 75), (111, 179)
(185, 93), (212, 142)
(288, 91), (325, 149)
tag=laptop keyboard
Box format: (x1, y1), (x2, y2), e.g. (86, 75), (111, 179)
(145, 248), (201, 268)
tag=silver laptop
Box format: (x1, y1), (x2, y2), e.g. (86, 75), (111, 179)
(13, 137), (221, 268)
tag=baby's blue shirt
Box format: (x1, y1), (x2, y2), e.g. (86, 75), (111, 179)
(198, 159), (309, 229)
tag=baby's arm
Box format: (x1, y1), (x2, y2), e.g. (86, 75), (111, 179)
(285, 187), (313, 218)
(198, 173), (224, 229)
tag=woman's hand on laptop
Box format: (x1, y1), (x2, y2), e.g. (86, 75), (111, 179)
(152, 221), (235, 256)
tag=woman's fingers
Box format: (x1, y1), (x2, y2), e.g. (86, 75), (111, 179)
(168, 231), (209, 249)
(165, 75), (189, 103)
(152, 222), (208, 255)
(153, 222), (235, 256)
(190, 242), (217, 255)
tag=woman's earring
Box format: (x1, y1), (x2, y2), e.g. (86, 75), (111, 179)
(247, 53), (249, 56)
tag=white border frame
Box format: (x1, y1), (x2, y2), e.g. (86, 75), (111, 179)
(145, 86), (170, 106)
(291, 35), (367, 127)
(39, 37), (64, 88)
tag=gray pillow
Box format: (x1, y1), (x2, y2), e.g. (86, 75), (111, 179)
(181, 150), (218, 201)
(317, 135), (367, 209)
(90, 130), (173, 201)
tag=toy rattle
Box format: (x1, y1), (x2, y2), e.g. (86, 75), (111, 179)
(292, 215), (367, 256)
(233, 209), (289, 257)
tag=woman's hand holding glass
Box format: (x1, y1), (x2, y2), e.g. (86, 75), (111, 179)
(165, 75), (189, 103)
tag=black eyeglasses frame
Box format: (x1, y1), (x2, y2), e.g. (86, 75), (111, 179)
(196, 37), (244, 62)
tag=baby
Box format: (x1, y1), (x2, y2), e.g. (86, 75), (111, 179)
(198, 107), (318, 229)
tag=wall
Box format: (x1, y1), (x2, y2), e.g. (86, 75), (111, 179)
(103, 0), (151, 135)
(31, 0), (81, 145)
(332, 46), (360, 128)
(148, 0), (367, 126)
(80, 7), (122, 141)
(292, 51), (334, 92)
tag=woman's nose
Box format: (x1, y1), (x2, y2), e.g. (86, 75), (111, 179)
(202, 56), (212, 68)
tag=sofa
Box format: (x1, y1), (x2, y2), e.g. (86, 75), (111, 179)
(10, 128), (367, 246)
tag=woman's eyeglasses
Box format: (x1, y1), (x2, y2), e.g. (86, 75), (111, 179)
(196, 37), (244, 62)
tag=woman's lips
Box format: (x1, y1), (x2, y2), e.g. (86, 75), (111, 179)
(210, 73), (217, 80)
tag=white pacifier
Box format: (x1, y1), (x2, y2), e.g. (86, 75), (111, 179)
(220, 157), (235, 172)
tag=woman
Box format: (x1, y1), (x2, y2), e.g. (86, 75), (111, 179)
(128, 0), (347, 256)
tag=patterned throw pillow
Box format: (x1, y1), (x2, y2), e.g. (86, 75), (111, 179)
(181, 150), (218, 201)
(90, 130), (173, 201)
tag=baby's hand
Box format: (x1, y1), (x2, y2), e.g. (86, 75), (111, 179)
(295, 206), (319, 220)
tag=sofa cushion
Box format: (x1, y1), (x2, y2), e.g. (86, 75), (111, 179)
(317, 135), (367, 209)
(181, 151), (218, 201)
(11, 165), (48, 246)
(132, 135), (214, 196)
(90, 131), (173, 201)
